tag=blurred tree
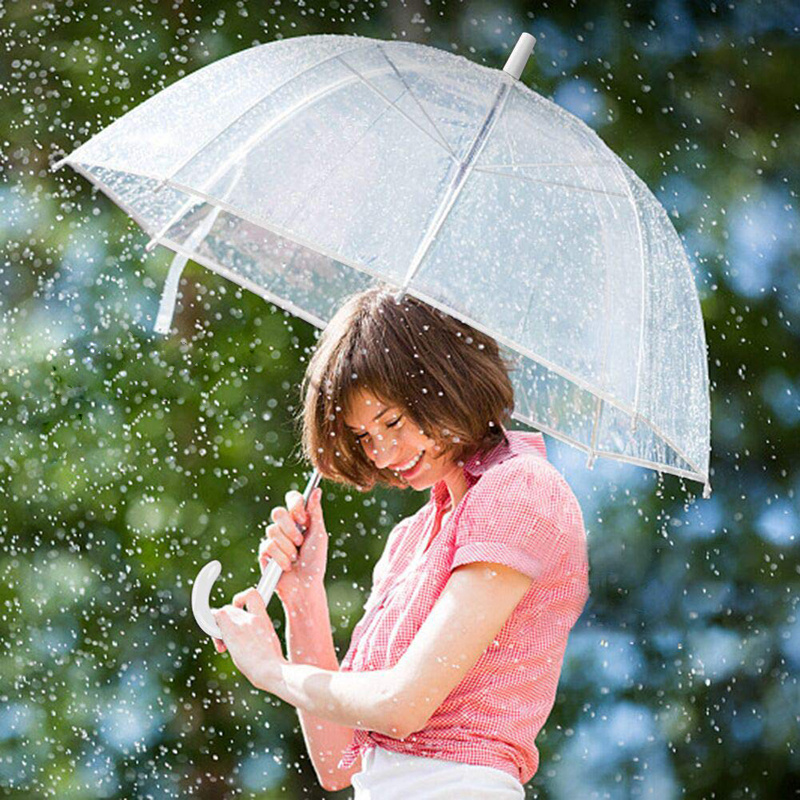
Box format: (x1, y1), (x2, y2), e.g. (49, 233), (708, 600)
(0, 1), (797, 798)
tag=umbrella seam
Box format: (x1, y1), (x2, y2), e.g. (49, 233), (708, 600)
(579, 111), (617, 469)
(151, 41), (377, 192)
(471, 166), (629, 199)
(335, 53), (459, 162)
(375, 44), (459, 160)
(513, 81), (650, 428)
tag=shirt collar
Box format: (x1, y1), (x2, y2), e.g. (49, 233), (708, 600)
(431, 426), (548, 510)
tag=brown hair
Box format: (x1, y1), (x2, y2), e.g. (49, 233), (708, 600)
(294, 286), (516, 491)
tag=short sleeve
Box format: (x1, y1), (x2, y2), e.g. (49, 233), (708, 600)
(452, 458), (577, 583)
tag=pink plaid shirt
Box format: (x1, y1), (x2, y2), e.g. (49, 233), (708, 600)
(337, 428), (590, 785)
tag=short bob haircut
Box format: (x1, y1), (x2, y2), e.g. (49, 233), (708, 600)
(295, 286), (517, 492)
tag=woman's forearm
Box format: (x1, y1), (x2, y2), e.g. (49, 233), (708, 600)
(272, 584), (404, 738)
(281, 582), (383, 790)
(266, 655), (403, 738)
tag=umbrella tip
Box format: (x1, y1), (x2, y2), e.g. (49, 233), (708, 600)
(503, 33), (536, 81)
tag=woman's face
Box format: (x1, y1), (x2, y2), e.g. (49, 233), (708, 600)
(343, 388), (458, 490)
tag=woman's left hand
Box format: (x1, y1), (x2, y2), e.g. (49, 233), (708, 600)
(212, 587), (286, 692)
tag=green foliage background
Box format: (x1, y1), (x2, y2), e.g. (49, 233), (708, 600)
(1, 1), (798, 798)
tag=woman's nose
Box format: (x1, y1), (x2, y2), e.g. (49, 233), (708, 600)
(369, 434), (398, 468)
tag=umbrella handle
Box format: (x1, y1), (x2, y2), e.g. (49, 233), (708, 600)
(191, 468), (323, 640)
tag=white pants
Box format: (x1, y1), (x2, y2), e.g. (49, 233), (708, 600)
(351, 745), (526, 799)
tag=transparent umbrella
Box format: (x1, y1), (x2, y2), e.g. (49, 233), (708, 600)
(52, 32), (712, 638)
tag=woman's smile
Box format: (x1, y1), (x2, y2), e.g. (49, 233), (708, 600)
(392, 449), (425, 478)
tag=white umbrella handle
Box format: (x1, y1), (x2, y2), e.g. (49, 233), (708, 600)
(191, 468), (323, 640)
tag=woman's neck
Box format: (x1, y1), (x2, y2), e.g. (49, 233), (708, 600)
(441, 462), (469, 510)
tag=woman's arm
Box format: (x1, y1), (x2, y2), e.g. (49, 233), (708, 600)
(260, 561), (533, 743)
(281, 581), (364, 792)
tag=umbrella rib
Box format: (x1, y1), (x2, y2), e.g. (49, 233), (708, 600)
(473, 165), (629, 199)
(628, 173), (649, 433)
(524, 112), (650, 444)
(551, 118), (649, 426)
(375, 44), (458, 160)
(335, 55), (458, 162)
(71, 157), (387, 307)
(579, 141), (618, 469)
(501, 100), (517, 167)
(399, 77), (514, 293)
(147, 53), (458, 253)
(154, 161), (246, 334)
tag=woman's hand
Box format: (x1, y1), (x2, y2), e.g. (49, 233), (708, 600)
(211, 587), (286, 692)
(263, 486), (328, 604)
(213, 486), (327, 654)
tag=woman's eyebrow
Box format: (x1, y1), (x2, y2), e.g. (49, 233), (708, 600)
(345, 407), (392, 432)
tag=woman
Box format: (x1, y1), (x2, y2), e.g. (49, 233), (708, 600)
(211, 287), (590, 798)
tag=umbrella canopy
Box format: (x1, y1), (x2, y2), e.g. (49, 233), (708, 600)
(52, 32), (711, 497)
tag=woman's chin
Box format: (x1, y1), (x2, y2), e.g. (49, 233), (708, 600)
(404, 464), (435, 486)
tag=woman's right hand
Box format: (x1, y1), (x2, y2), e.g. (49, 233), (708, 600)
(211, 486), (328, 653)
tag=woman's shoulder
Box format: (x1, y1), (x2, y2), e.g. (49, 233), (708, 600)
(468, 454), (584, 532)
(476, 452), (575, 500)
